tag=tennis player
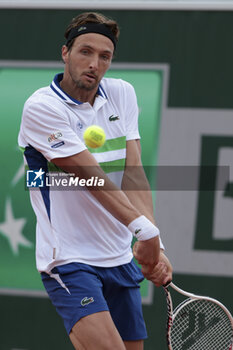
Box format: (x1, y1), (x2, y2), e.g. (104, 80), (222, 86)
(18, 12), (172, 350)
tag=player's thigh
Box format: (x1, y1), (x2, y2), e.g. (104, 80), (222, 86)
(104, 262), (147, 342)
(124, 340), (144, 350)
(69, 310), (126, 350)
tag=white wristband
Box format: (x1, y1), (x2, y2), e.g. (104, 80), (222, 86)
(128, 215), (160, 241)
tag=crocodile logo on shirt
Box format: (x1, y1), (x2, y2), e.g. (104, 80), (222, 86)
(135, 228), (142, 235)
(81, 297), (94, 306)
(109, 115), (120, 122)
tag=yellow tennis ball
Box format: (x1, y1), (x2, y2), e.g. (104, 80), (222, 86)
(83, 125), (106, 149)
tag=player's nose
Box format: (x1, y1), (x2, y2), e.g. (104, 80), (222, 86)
(89, 54), (99, 71)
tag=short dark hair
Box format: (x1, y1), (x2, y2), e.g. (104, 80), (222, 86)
(64, 12), (120, 51)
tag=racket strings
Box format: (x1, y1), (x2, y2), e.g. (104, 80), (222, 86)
(171, 299), (232, 350)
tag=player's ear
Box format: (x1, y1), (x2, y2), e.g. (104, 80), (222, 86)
(61, 45), (69, 64)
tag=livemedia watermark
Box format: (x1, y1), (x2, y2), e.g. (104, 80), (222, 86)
(26, 168), (105, 190)
(25, 165), (230, 191)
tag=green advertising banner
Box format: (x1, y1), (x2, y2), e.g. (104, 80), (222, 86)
(0, 66), (163, 301)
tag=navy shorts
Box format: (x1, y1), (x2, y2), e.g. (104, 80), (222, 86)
(41, 260), (147, 341)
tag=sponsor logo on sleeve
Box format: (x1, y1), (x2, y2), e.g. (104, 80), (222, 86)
(48, 131), (62, 143)
(77, 122), (83, 130)
(51, 141), (65, 149)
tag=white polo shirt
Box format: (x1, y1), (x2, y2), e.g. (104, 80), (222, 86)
(18, 73), (141, 272)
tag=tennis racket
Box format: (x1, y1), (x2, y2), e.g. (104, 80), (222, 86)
(163, 282), (233, 350)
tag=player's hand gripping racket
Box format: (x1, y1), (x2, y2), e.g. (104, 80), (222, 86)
(163, 282), (233, 350)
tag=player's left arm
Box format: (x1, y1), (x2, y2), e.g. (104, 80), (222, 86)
(121, 139), (155, 224)
(122, 139), (172, 286)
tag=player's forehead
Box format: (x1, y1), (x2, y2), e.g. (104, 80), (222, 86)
(73, 33), (114, 54)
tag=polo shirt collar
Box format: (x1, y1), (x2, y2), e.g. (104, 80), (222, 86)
(50, 73), (107, 105)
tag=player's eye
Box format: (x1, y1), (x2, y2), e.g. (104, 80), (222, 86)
(101, 55), (110, 61)
(81, 49), (90, 55)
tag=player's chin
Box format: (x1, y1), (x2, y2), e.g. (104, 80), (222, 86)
(76, 77), (98, 91)
(84, 81), (99, 91)
(82, 76), (99, 88)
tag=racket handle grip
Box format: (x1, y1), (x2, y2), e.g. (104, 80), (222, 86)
(163, 280), (172, 288)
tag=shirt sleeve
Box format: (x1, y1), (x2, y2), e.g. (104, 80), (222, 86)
(123, 81), (141, 141)
(20, 99), (86, 161)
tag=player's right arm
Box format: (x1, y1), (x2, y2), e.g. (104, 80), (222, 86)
(52, 150), (160, 270)
(52, 150), (140, 226)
